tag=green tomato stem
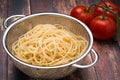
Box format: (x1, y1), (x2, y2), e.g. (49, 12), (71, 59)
(102, 10), (106, 20)
(85, 4), (96, 13)
(114, 13), (120, 41)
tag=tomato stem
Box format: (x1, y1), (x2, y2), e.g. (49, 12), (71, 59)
(114, 13), (120, 41)
(102, 10), (106, 20)
(85, 4), (96, 13)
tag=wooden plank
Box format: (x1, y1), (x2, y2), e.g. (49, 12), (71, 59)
(52, 0), (77, 14)
(6, 0), (31, 80)
(76, 0), (101, 6)
(0, 0), (8, 80)
(93, 40), (120, 80)
(31, 0), (55, 14)
(7, 0), (31, 16)
(0, 0), (8, 30)
(0, 30), (8, 80)
(8, 58), (30, 80)
(31, 0), (77, 15)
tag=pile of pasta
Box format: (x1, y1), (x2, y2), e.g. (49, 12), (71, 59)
(12, 24), (88, 66)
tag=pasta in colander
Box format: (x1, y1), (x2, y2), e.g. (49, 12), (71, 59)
(12, 24), (88, 66)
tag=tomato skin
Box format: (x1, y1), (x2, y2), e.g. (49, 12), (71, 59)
(70, 6), (94, 26)
(89, 16), (116, 40)
(93, 1), (120, 21)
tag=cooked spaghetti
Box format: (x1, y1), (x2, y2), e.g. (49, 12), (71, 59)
(12, 24), (88, 66)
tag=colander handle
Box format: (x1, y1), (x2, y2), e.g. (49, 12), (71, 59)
(3, 15), (25, 29)
(72, 49), (99, 68)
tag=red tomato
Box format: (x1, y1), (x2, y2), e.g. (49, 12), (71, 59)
(93, 1), (120, 21)
(89, 15), (116, 40)
(70, 6), (94, 26)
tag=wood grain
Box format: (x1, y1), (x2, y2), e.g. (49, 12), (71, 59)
(0, 0), (120, 80)
(0, 31), (8, 80)
(93, 40), (120, 80)
(0, 0), (7, 30)
(5, 0), (31, 80)
(7, 0), (31, 16)
(0, 0), (8, 80)
(31, 0), (55, 14)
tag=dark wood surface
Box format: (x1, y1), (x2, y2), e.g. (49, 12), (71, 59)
(0, 0), (120, 80)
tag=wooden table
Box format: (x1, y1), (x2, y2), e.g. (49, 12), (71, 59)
(0, 0), (120, 80)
